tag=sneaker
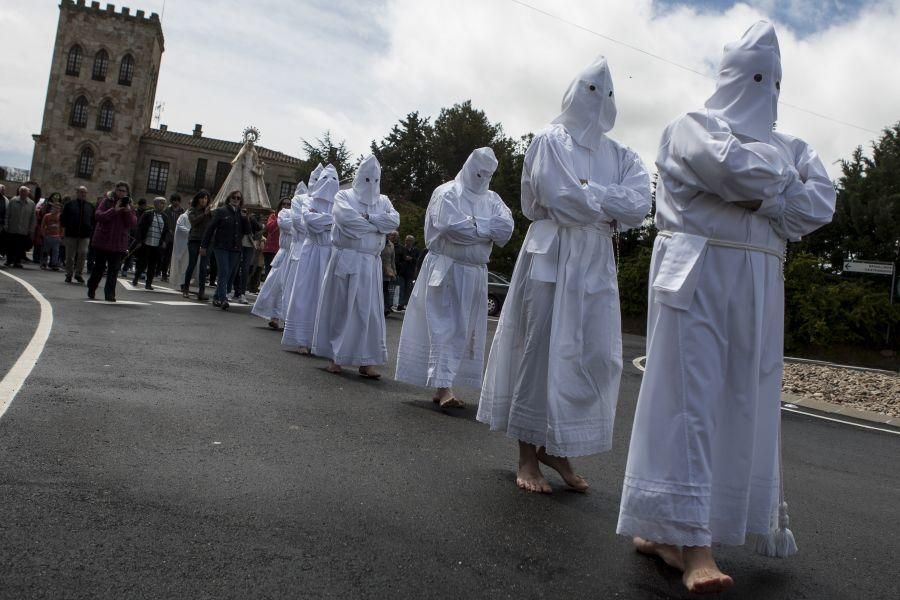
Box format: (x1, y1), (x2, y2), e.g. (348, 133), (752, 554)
(145, 284), (155, 291)
(74, 275), (84, 284)
(236, 295), (249, 305)
(65, 275), (72, 283)
(221, 300), (230, 311)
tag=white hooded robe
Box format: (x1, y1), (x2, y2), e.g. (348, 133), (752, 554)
(169, 212), (192, 289)
(280, 170), (321, 349)
(251, 205), (294, 322)
(281, 164), (340, 348)
(477, 57), (651, 457)
(616, 22), (836, 547)
(395, 148), (514, 389)
(311, 155), (400, 365)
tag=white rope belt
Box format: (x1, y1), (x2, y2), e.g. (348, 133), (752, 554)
(658, 230), (785, 262)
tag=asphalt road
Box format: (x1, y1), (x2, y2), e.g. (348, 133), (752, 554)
(1, 266), (898, 600)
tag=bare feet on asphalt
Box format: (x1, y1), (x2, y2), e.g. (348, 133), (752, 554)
(537, 447), (589, 492)
(633, 537), (685, 571)
(326, 362), (342, 374)
(517, 442), (552, 493)
(682, 546), (734, 594)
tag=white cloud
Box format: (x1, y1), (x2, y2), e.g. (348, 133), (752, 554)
(1, 0), (897, 182)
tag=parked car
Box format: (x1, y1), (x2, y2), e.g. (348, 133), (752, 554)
(487, 271), (510, 317)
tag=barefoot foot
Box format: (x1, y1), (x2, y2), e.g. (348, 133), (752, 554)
(359, 366), (381, 379)
(633, 537), (684, 571)
(537, 447), (589, 492)
(326, 362), (342, 374)
(517, 442), (551, 493)
(682, 546), (734, 595)
(297, 346), (311, 356)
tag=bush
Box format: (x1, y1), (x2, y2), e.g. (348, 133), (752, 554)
(785, 253), (899, 350)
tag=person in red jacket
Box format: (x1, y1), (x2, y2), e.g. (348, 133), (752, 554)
(262, 201), (288, 277)
(87, 182), (137, 302)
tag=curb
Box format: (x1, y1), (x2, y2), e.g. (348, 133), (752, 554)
(782, 393), (898, 428)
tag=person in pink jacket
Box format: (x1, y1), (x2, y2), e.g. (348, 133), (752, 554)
(87, 181), (137, 302)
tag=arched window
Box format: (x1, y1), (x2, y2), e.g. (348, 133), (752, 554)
(77, 147), (94, 179)
(118, 54), (135, 86)
(66, 45), (83, 76)
(92, 49), (109, 81)
(70, 96), (89, 128)
(97, 100), (114, 131)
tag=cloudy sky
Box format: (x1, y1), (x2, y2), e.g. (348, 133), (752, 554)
(1, 0), (897, 180)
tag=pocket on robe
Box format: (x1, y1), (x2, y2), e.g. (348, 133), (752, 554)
(525, 220), (559, 283)
(334, 249), (356, 278)
(584, 253), (617, 294)
(652, 233), (708, 311)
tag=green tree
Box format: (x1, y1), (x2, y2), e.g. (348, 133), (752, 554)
(370, 111), (441, 207)
(795, 122), (900, 272)
(299, 131), (356, 183)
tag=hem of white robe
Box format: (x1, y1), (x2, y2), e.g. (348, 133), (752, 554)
(475, 414), (612, 458)
(616, 475), (775, 547)
(395, 345), (484, 389)
(309, 346), (387, 367)
(282, 322), (315, 349)
(394, 367), (483, 390)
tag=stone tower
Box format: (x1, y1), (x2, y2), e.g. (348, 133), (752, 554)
(30, 0), (164, 196)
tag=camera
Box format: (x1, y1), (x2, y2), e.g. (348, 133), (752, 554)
(118, 196), (132, 207)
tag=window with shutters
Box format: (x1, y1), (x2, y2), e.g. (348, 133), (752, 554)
(66, 45), (82, 76)
(118, 54), (134, 85)
(70, 96), (89, 128)
(213, 161), (231, 193)
(147, 160), (170, 194)
(279, 181), (293, 199)
(76, 147), (94, 179)
(97, 100), (114, 131)
(92, 49), (109, 81)
(194, 158), (208, 189)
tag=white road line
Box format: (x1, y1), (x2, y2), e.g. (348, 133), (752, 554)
(150, 301), (202, 306)
(781, 407), (900, 436)
(0, 270), (54, 420)
(85, 300), (151, 305)
(117, 278), (179, 294)
(631, 354), (898, 436)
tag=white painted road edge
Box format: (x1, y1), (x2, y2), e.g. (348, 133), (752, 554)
(631, 354), (899, 436)
(0, 270), (54, 420)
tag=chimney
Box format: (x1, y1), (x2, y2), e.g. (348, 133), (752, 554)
(193, 124), (202, 137)
(159, 124), (167, 132)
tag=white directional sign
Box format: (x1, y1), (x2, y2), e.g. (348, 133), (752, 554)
(843, 261), (895, 276)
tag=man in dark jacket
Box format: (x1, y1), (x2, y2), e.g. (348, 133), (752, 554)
(394, 234), (420, 311)
(201, 191), (245, 309)
(60, 186), (95, 283)
(132, 197), (169, 290)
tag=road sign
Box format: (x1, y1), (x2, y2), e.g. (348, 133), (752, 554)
(843, 261), (895, 276)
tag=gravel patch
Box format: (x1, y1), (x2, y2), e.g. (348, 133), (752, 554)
(783, 363), (900, 418)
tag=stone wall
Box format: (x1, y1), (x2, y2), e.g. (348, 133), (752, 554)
(30, 0), (164, 197)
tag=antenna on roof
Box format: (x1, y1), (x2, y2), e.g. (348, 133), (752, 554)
(153, 102), (166, 128)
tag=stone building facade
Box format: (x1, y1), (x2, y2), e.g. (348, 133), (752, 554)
(30, 0), (303, 204)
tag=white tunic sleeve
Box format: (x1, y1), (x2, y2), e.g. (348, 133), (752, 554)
(588, 147), (652, 231)
(767, 136), (836, 241)
(332, 194), (378, 240)
(429, 189), (482, 245)
(304, 207), (334, 234)
(368, 197), (400, 234)
(473, 193), (514, 246)
(658, 111), (794, 205)
(522, 130), (610, 226)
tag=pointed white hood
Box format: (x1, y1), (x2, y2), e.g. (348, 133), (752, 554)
(307, 163), (325, 191)
(294, 181), (308, 197)
(705, 21), (782, 142)
(353, 155), (382, 205)
(309, 163), (340, 203)
(454, 147), (498, 198)
(552, 55), (617, 149)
